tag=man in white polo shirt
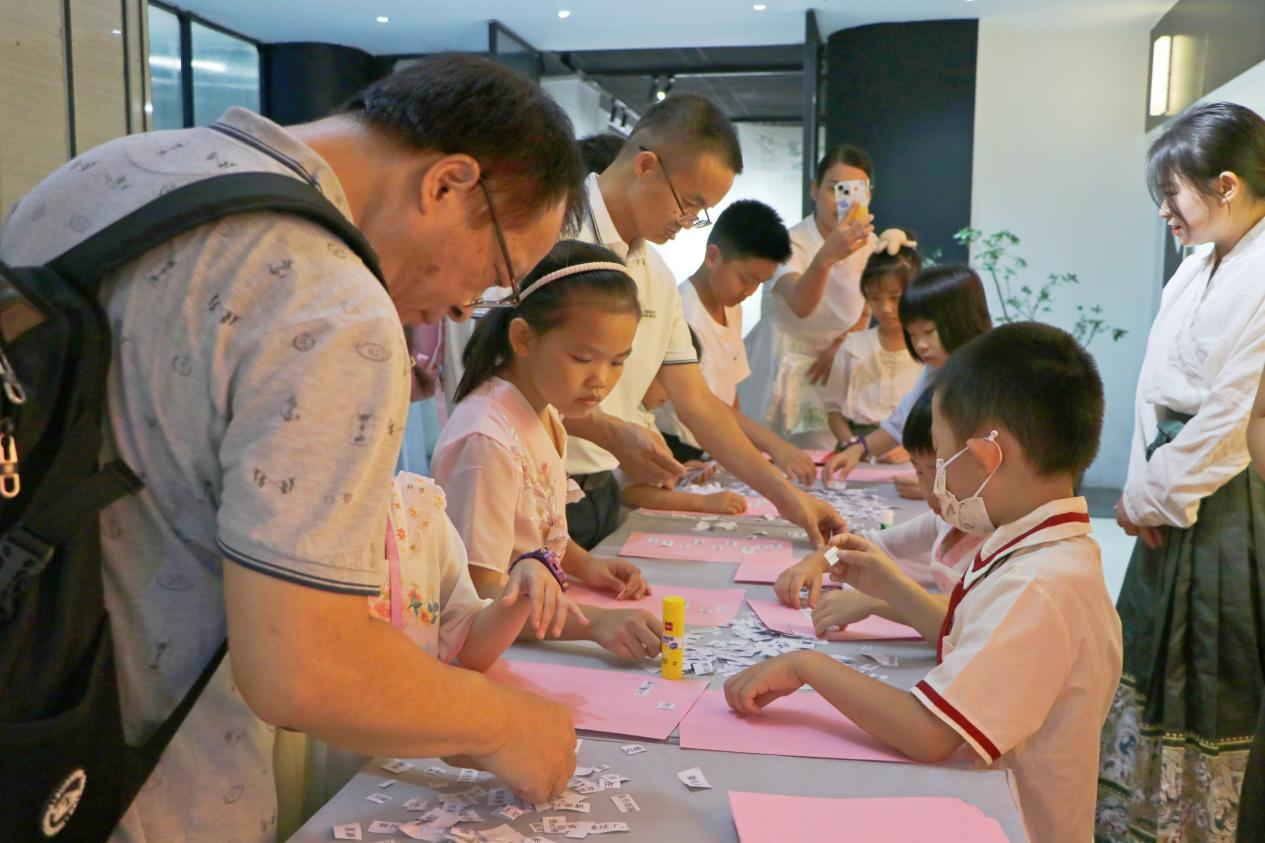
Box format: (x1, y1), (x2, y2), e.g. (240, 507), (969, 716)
(564, 94), (853, 548)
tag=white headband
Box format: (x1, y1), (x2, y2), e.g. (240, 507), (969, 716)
(518, 261), (633, 302)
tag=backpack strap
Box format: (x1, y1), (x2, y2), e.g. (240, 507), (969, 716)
(46, 172), (384, 292)
(0, 461), (141, 617)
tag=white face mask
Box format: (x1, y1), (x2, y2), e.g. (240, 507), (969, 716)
(934, 431), (1002, 535)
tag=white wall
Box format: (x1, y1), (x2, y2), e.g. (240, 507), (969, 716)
(540, 76), (610, 139)
(654, 122), (806, 336)
(970, 20), (1163, 490)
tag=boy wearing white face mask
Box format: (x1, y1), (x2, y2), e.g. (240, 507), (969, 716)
(723, 323), (1122, 843)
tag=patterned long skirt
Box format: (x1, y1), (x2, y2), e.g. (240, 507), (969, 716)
(1096, 467), (1265, 841)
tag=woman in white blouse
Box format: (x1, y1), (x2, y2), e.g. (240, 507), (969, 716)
(1097, 102), (1265, 843)
(737, 145), (877, 447)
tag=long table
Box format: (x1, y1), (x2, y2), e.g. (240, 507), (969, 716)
(288, 481), (1029, 841)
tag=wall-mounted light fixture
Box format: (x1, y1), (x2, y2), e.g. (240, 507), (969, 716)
(1149, 35), (1172, 117)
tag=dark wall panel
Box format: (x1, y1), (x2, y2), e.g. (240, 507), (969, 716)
(825, 20), (978, 263)
(262, 42), (390, 125)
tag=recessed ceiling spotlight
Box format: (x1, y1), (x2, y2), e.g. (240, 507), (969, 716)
(753, 4), (767, 10)
(558, 9), (571, 18)
(376, 15), (389, 23)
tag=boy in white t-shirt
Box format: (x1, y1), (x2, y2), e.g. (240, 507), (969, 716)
(725, 323), (1122, 843)
(654, 200), (817, 485)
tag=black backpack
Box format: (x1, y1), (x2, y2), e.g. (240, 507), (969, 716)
(0, 172), (385, 841)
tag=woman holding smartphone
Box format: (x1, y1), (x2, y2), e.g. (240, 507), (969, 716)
(738, 144), (893, 447)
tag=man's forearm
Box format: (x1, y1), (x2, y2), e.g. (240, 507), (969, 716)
(680, 395), (796, 505)
(225, 563), (512, 760)
(733, 406), (790, 457)
(562, 409), (620, 450)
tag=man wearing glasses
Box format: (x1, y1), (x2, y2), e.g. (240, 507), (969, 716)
(563, 93), (853, 549)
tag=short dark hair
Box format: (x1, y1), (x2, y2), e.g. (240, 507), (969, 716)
(706, 200), (791, 263)
(579, 132), (626, 175)
(1147, 102), (1265, 208)
(628, 93), (743, 175)
(901, 386), (935, 456)
(814, 144), (873, 185)
(455, 241), (640, 403)
(860, 245), (919, 297)
(935, 322), (1103, 477)
(898, 265), (992, 363)
(346, 54), (586, 233)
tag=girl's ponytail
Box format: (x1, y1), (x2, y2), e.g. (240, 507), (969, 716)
(455, 309), (516, 404)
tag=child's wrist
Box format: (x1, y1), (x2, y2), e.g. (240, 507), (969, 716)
(791, 649), (831, 685)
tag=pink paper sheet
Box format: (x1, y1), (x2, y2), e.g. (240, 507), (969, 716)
(565, 583), (746, 627)
(745, 597), (920, 641)
(847, 464), (917, 483)
(731, 554), (817, 585)
(486, 660), (708, 741)
(619, 532), (793, 567)
(641, 495), (780, 518)
(728, 792), (1009, 843)
(680, 688), (961, 764)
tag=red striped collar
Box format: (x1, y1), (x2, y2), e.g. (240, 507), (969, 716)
(963, 498), (1091, 590)
(937, 501), (1092, 663)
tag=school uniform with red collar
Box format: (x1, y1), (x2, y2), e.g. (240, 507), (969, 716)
(910, 497), (1122, 843)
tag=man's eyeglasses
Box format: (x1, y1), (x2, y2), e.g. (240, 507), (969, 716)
(468, 179), (520, 309)
(639, 146), (712, 230)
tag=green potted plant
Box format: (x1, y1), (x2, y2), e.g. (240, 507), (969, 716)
(954, 227), (1128, 348)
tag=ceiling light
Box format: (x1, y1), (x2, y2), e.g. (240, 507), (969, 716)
(558, 9), (571, 18)
(753, 4), (767, 10)
(376, 15), (389, 23)
(111, 29), (122, 35)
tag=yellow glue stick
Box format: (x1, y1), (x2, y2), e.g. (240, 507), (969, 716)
(661, 595), (686, 679)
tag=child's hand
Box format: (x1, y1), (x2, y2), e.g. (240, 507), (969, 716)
(702, 491), (747, 515)
(823, 447), (862, 483)
(894, 474), (923, 500)
(879, 446), (910, 464)
(501, 560), (589, 639)
(681, 460), (718, 485)
(581, 556), (650, 600)
(812, 589), (884, 638)
(770, 442), (818, 486)
(724, 652), (811, 715)
(774, 551), (829, 610)
(824, 533), (903, 602)
(590, 608), (663, 660)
